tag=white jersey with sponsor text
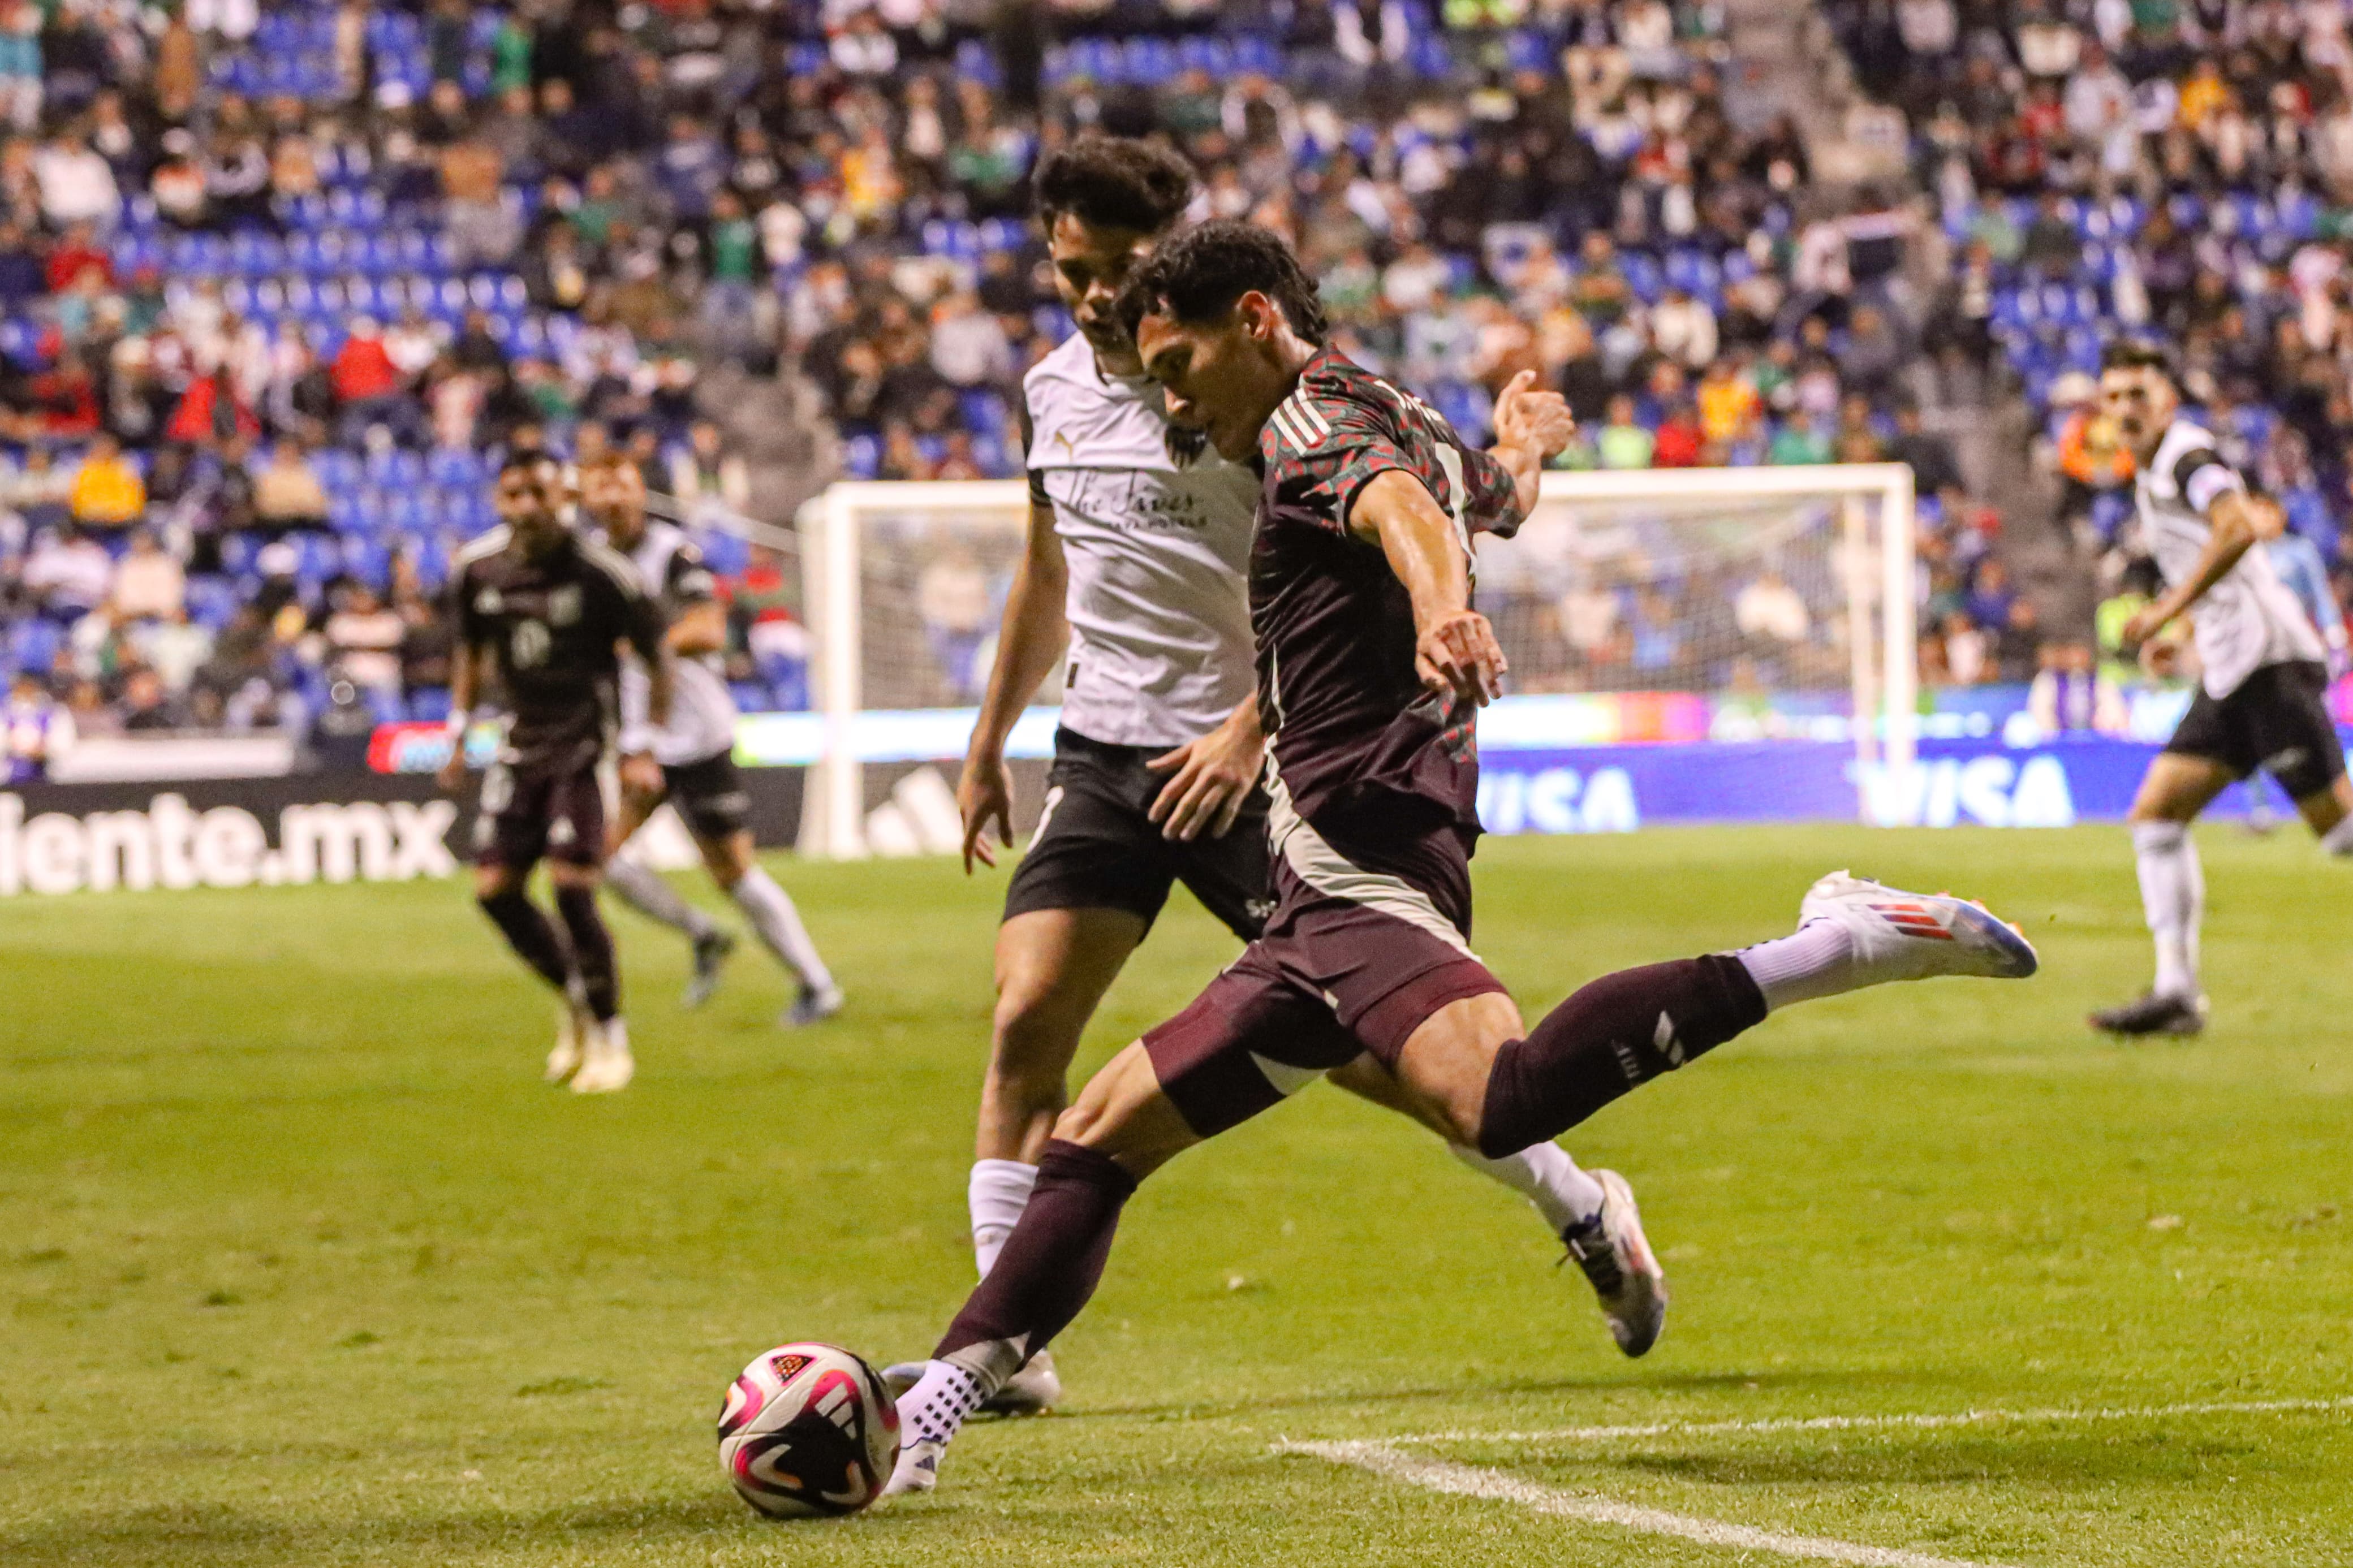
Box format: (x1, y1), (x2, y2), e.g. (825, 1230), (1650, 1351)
(2137, 417), (2324, 698)
(1024, 331), (1261, 748)
(610, 519), (740, 766)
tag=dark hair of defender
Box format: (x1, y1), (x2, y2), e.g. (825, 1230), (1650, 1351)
(499, 449), (559, 481)
(1116, 219), (1331, 348)
(2099, 339), (2176, 382)
(1032, 136), (1196, 236)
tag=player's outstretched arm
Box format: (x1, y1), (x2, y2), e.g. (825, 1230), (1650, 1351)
(960, 502), (1072, 871)
(1351, 469), (1508, 707)
(2124, 489), (2258, 645)
(1487, 369), (1577, 518)
(1146, 696), (1264, 843)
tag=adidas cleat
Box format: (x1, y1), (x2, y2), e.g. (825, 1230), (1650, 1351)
(1798, 871), (2040, 983)
(1562, 1169), (1667, 1358)
(2089, 991), (2208, 1038)
(683, 929), (736, 1009)
(880, 1436), (944, 1499)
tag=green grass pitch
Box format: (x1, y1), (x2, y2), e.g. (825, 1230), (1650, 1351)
(3, 824), (2351, 1566)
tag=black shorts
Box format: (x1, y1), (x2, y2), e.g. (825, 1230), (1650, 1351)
(661, 750), (753, 840)
(473, 756), (605, 870)
(2165, 660), (2346, 801)
(1141, 810), (1507, 1139)
(1002, 728), (1273, 941)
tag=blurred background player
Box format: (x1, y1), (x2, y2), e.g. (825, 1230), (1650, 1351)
(919, 140), (1659, 1417)
(584, 453), (843, 1027)
(2093, 343), (2353, 1038)
(882, 221), (2038, 1498)
(438, 452), (668, 1093)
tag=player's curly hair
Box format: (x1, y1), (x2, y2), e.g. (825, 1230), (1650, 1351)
(1033, 136), (1196, 236)
(1115, 219), (1330, 347)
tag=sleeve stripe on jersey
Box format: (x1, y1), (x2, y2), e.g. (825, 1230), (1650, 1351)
(1269, 401), (1315, 453)
(1286, 390), (1332, 441)
(451, 525), (512, 567)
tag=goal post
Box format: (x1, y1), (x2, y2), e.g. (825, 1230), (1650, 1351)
(785, 465), (1915, 859)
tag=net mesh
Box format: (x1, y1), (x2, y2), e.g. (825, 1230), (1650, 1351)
(850, 498), (1034, 712)
(1477, 487), (1883, 728)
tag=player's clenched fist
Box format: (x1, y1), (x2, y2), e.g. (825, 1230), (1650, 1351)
(1416, 608), (1509, 707)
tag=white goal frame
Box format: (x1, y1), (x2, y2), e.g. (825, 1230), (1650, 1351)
(792, 466), (1915, 859)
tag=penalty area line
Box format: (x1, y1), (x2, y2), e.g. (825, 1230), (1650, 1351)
(1279, 1440), (2010, 1568)
(1367, 1393), (2353, 1448)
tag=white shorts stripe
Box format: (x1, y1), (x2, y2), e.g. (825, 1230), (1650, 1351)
(1262, 759), (1475, 960)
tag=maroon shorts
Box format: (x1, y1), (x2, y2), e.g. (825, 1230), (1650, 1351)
(472, 757), (606, 870)
(1141, 817), (1505, 1138)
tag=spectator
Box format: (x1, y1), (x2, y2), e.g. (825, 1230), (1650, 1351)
(252, 441), (332, 534)
(118, 666), (182, 732)
(320, 582), (406, 696)
(110, 529), (185, 623)
(1735, 569), (1811, 646)
(67, 434), (146, 531)
(21, 526), (112, 621)
(3, 669), (72, 783)
(1596, 394), (1655, 469)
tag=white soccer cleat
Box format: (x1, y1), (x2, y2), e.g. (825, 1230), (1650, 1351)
(568, 1020), (635, 1094)
(1562, 1169), (1667, 1358)
(983, 1350), (1060, 1415)
(880, 1436), (945, 1499)
(544, 1007), (587, 1084)
(785, 982), (844, 1029)
(1797, 871), (2039, 983)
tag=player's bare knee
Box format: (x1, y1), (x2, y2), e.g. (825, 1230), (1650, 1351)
(473, 865), (522, 902)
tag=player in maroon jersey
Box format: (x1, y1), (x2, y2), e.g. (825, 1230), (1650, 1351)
(880, 223), (2040, 1498)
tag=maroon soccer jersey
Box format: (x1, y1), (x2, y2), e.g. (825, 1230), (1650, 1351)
(1251, 347), (1523, 840)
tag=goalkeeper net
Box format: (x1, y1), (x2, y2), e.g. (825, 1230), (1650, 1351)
(788, 467), (1914, 858)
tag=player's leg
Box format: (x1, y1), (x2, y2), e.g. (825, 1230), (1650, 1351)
(2257, 661), (2353, 848)
(696, 827), (842, 1025)
(2092, 753), (2233, 1036)
(544, 768), (634, 1094)
(471, 766), (593, 1081)
(1176, 794), (1620, 1289)
(888, 954), (1358, 1497)
(1323, 1051), (1660, 1353)
(1391, 874), (2038, 1161)
(601, 776), (736, 1008)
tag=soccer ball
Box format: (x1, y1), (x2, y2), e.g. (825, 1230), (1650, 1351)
(716, 1342), (900, 1518)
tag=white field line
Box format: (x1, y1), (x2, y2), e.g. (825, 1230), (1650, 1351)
(1367, 1393), (2353, 1448)
(1282, 1440), (2011, 1568)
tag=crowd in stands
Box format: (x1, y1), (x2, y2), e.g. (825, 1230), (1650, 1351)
(1829, 0), (2353, 676)
(11, 0), (2312, 764)
(799, 0), (2038, 702)
(0, 0), (808, 761)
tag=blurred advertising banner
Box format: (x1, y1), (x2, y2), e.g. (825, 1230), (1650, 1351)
(0, 768), (804, 898)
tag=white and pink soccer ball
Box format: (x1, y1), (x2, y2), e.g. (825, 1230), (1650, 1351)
(716, 1342), (899, 1518)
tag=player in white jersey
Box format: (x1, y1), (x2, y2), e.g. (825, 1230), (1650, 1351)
(580, 452), (843, 1032)
(893, 137), (1665, 1416)
(2092, 342), (2353, 1036)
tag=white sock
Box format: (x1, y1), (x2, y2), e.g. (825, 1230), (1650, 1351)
(2134, 820), (2203, 999)
(597, 1016), (629, 1057)
(603, 856), (719, 940)
(1449, 1141), (1605, 1234)
(1733, 918), (1860, 1012)
(730, 867), (834, 993)
(898, 1358), (986, 1448)
(968, 1159), (1038, 1278)
(2322, 814), (2353, 857)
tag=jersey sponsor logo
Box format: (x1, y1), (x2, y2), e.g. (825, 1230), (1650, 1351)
(548, 585), (583, 627)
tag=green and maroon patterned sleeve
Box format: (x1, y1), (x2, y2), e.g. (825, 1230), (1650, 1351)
(1260, 352), (1525, 538)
